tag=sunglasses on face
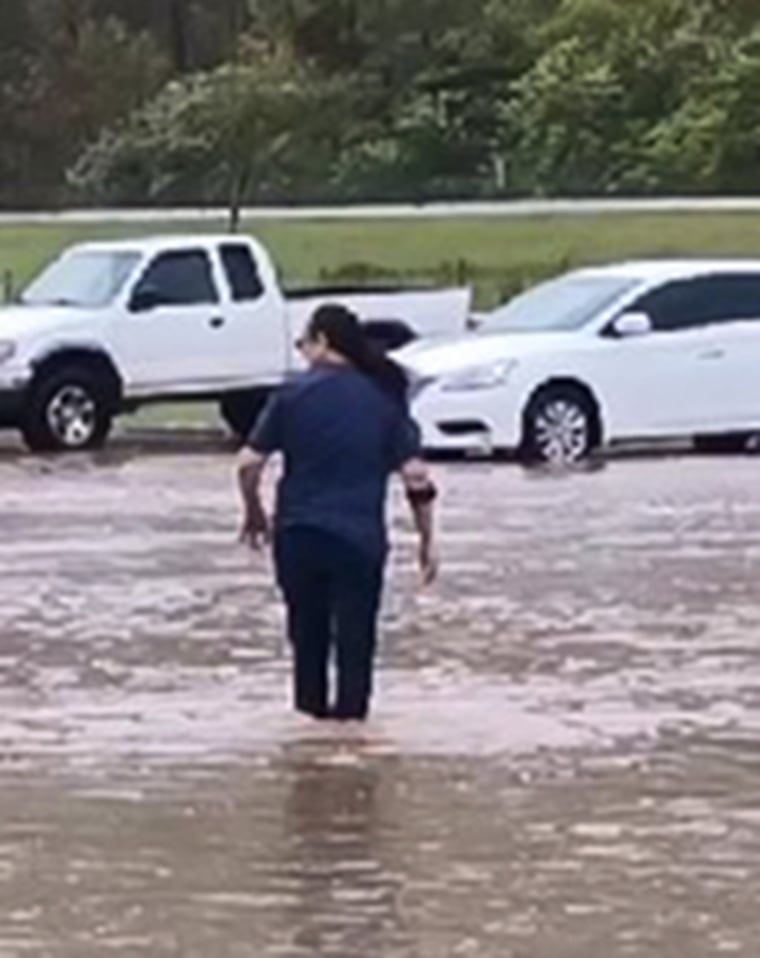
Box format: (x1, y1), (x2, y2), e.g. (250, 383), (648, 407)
(296, 334), (317, 352)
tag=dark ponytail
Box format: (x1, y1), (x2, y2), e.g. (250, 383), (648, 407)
(308, 304), (409, 405)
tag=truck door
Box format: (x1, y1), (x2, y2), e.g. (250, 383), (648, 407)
(114, 248), (235, 393)
(215, 242), (290, 383)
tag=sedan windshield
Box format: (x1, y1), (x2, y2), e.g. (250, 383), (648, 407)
(482, 274), (639, 333)
(22, 250), (140, 308)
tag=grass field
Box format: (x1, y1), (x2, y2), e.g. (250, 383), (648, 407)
(3, 211), (760, 431)
(4, 212), (760, 310)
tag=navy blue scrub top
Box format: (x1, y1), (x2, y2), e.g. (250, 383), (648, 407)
(248, 365), (422, 560)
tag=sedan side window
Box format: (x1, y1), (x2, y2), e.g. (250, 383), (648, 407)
(132, 250), (219, 308)
(631, 275), (760, 333)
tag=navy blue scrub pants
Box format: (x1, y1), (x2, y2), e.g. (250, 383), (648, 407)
(274, 527), (385, 720)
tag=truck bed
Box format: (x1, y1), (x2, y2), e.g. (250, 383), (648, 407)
(285, 285), (472, 347)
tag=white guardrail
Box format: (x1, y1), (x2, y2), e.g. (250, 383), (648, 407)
(3, 198), (760, 224)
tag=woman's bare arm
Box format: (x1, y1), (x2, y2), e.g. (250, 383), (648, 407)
(237, 447), (271, 550)
(400, 458), (439, 585)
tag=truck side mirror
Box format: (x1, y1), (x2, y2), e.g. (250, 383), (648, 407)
(130, 285), (162, 313)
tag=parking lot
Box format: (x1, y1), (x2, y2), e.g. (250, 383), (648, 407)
(1, 439), (760, 957)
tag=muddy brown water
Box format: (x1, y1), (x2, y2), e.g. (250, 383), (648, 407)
(1, 443), (759, 956)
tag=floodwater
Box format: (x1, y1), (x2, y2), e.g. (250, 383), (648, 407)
(1, 442), (760, 956)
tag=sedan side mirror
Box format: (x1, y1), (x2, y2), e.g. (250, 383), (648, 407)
(130, 285), (162, 313)
(611, 312), (652, 338)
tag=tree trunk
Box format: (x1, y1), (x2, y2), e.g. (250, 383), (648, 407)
(226, 0), (249, 44)
(168, 0), (190, 72)
(228, 169), (248, 233)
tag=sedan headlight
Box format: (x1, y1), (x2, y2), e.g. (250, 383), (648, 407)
(0, 341), (16, 365)
(440, 360), (517, 392)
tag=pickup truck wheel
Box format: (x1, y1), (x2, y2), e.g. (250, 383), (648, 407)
(220, 390), (270, 441)
(22, 366), (114, 453)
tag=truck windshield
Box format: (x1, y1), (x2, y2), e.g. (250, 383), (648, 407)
(22, 250), (140, 308)
(481, 274), (638, 333)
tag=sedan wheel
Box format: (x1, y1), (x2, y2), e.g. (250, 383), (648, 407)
(522, 387), (597, 465)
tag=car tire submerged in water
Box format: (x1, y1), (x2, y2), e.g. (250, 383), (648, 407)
(693, 433), (752, 455)
(220, 389), (271, 442)
(21, 365), (114, 453)
(520, 384), (600, 465)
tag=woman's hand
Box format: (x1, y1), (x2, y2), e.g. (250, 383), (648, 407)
(238, 510), (272, 551)
(240, 517), (272, 552)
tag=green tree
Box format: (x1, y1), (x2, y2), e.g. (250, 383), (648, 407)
(8, 0), (760, 207)
(631, 30), (760, 194)
(501, 0), (730, 195)
(95, 0), (251, 69)
(0, 0), (168, 206)
(70, 41), (350, 227)
(251, 0), (551, 200)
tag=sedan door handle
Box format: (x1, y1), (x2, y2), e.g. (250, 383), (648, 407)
(209, 316), (225, 329)
(698, 349), (725, 360)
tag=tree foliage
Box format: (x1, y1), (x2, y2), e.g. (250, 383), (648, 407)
(70, 41), (351, 226)
(2, 0), (760, 208)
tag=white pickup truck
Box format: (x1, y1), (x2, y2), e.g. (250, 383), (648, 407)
(0, 234), (470, 451)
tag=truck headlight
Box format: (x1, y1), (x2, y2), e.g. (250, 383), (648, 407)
(440, 360), (517, 392)
(0, 341), (16, 365)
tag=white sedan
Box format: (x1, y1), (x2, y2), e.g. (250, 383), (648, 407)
(399, 260), (760, 463)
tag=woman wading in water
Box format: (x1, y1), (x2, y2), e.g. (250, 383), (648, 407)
(238, 304), (438, 721)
